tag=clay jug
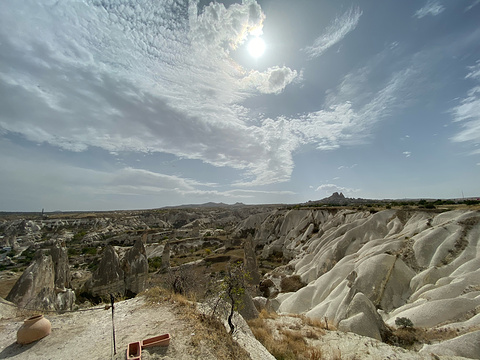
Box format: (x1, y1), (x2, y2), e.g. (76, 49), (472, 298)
(17, 315), (51, 344)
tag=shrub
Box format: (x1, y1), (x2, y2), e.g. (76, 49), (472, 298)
(68, 248), (80, 256)
(395, 317), (414, 329)
(73, 231), (87, 242)
(148, 257), (162, 272)
(81, 247), (97, 256)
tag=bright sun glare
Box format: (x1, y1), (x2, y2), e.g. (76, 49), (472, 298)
(247, 37), (265, 58)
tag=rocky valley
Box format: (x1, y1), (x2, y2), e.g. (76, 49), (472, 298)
(1, 201), (479, 359)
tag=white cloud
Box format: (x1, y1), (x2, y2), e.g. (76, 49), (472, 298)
(414, 1), (445, 18)
(465, 61), (480, 80)
(303, 7), (362, 60)
(315, 184), (359, 195)
(338, 164), (357, 170)
(403, 151), (412, 158)
(242, 66), (298, 94)
(110, 167), (218, 192)
(235, 59), (416, 186)
(190, 0), (265, 52)
(0, 0), (299, 187)
(451, 61), (480, 147)
(466, 0), (480, 11)
(0, 0), (424, 191)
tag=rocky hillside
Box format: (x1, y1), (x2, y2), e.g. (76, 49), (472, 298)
(1, 205), (480, 359)
(237, 208), (480, 359)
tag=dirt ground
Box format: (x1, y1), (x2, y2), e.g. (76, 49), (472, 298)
(0, 297), (210, 360)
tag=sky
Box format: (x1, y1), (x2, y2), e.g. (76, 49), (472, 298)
(0, 0), (479, 211)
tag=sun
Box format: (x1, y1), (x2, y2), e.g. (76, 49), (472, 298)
(247, 37), (266, 58)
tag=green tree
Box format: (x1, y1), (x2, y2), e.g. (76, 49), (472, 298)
(218, 262), (248, 334)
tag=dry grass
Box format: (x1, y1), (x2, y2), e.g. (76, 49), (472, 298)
(258, 308), (278, 320)
(248, 314), (330, 360)
(142, 286), (192, 306)
(190, 313), (251, 359)
(289, 313), (333, 332)
(141, 286), (250, 359)
(384, 325), (460, 350)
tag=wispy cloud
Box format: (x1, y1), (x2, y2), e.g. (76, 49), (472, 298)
(451, 61), (480, 148)
(232, 53), (417, 186)
(242, 66), (298, 94)
(414, 0), (445, 18)
(315, 184), (359, 195)
(338, 164), (358, 170)
(303, 7), (362, 60)
(403, 151), (412, 158)
(465, 0), (480, 12)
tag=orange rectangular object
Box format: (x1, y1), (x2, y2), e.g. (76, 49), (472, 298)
(141, 333), (171, 348)
(126, 341), (142, 360)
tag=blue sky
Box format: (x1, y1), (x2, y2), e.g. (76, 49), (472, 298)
(0, 0), (479, 211)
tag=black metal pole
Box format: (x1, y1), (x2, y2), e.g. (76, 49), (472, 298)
(110, 294), (116, 355)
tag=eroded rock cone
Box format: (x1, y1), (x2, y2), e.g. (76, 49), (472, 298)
(123, 239), (148, 296)
(161, 241), (171, 271)
(87, 245), (125, 297)
(51, 242), (71, 290)
(6, 253), (56, 310)
(244, 234), (260, 286)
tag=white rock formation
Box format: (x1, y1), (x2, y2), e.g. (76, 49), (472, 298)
(236, 208), (480, 358)
(6, 249), (76, 311)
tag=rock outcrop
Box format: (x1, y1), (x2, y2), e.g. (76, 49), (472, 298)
(162, 241), (171, 271)
(87, 240), (149, 298)
(236, 208), (480, 358)
(87, 245), (125, 297)
(6, 253), (55, 309)
(6, 247), (76, 311)
(420, 330), (480, 359)
(244, 234), (260, 286)
(123, 239), (149, 296)
(51, 242), (71, 290)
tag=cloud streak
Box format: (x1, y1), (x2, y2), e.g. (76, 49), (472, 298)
(451, 61), (480, 148)
(303, 7), (362, 60)
(414, 0), (445, 18)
